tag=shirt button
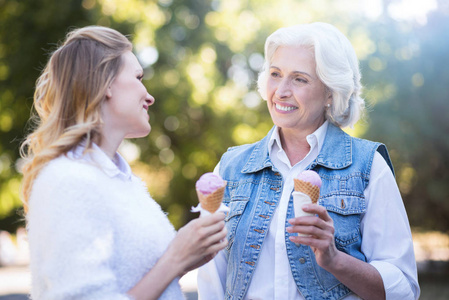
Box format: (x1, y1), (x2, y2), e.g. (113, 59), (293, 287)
(299, 258), (306, 264)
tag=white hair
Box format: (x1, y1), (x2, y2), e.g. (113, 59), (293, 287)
(257, 22), (364, 128)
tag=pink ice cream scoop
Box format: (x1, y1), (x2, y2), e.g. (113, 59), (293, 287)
(296, 170), (322, 188)
(195, 172), (225, 195)
(294, 170), (321, 204)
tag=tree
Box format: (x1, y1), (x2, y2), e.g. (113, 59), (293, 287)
(361, 11), (449, 231)
(1, 0), (448, 233)
(0, 0), (134, 231)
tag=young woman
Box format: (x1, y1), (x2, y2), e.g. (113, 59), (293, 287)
(21, 26), (227, 300)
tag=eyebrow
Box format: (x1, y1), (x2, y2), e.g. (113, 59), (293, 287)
(269, 66), (314, 79)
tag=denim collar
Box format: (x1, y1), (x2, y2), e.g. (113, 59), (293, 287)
(315, 123), (352, 169)
(241, 123), (351, 174)
(241, 126), (277, 174)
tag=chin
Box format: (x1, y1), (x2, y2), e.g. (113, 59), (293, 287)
(125, 127), (151, 139)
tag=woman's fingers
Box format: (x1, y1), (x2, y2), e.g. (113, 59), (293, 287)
(289, 234), (326, 246)
(171, 213), (228, 273)
(198, 212), (226, 226)
(286, 204), (340, 268)
(205, 237), (228, 255)
(288, 204), (333, 231)
(199, 219), (226, 239)
(287, 215), (326, 233)
(302, 204), (333, 222)
(287, 204), (335, 246)
(186, 212), (228, 249)
(204, 225), (228, 247)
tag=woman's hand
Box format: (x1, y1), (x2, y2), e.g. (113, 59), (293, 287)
(128, 213), (227, 300)
(286, 205), (386, 300)
(286, 204), (340, 270)
(165, 212), (228, 276)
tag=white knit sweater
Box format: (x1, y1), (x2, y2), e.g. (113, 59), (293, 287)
(26, 144), (185, 300)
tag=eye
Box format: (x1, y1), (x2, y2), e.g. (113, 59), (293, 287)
(270, 71), (280, 78)
(295, 77), (307, 83)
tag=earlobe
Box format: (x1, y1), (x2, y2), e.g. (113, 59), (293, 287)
(105, 86), (112, 99)
(326, 93), (333, 107)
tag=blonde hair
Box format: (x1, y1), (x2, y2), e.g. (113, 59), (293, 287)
(257, 22), (364, 128)
(20, 26), (132, 211)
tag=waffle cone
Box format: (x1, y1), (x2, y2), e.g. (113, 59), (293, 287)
(196, 183), (226, 213)
(294, 179), (320, 203)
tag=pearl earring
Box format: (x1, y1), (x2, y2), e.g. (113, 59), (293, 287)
(326, 104), (331, 108)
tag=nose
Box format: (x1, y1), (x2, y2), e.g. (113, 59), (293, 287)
(275, 79), (292, 99)
(146, 93), (155, 106)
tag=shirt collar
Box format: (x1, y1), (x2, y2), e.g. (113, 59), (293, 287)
(67, 142), (133, 181)
(241, 122), (329, 174)
(268, 121), (329, 159)
(243, 121), (358, 174)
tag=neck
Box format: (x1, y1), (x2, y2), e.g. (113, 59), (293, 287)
(278, 122), (324, 166)
(96, 130), (124, 160)
(279, 128), (310, 166)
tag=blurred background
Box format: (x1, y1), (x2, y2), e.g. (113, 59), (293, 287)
(0, 0), (448, 299)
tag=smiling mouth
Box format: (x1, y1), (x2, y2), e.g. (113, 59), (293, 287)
(143, 105), (149, 110)
(275, 103), (298, 112)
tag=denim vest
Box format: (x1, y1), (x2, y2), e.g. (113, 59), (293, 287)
(219, 124), (393, 300)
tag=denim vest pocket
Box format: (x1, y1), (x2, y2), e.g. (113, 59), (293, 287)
(225, 196), (249, 251)
(309, 194), (366, 292)
(320, 194), (366, 253)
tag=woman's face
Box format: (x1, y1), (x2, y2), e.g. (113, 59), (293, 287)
(102, 51), (154, 140)
(266, 45), (331, 135)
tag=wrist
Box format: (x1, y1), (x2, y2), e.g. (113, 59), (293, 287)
(157, 250), (185, 278)
(322, 249), (346, 273)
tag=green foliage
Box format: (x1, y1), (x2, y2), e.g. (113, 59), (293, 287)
(361, 12), (449, 232)
(0, 0), (134, 231)
(0, 0), (448, 232)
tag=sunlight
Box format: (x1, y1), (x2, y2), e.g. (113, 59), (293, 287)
(360, 0), (437, 24)
(388, 0), (437, 24)
(359, 0), (383, 19)
(137, 46), (159, 68)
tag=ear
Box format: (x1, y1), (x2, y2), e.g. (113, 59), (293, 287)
(105, 85), (112, 99)
(326, 89), (333, 104)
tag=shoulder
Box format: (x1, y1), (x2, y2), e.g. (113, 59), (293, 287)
(350, 135), (381, 151)
(219, 140), (262, 171)
(37, 154), (104, 185)
(224, 141), (259, 157)
(371, 151), (394, 179)
(350, 136), (394, 176)
(30, 155), (109, 209)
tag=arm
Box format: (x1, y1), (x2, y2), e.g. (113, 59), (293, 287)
(196, 161), (228, 300)
(360, 153), (419, 299)
(287, 153), (419, 300)
(128, 213), (228, 300)
(287, 205), (385, 300)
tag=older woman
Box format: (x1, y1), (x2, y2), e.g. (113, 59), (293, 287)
(198, 23), (419, 300)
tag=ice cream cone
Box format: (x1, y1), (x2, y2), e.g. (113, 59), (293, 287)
(294, 179), (320, 203)
(196, 183), (226, 213)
